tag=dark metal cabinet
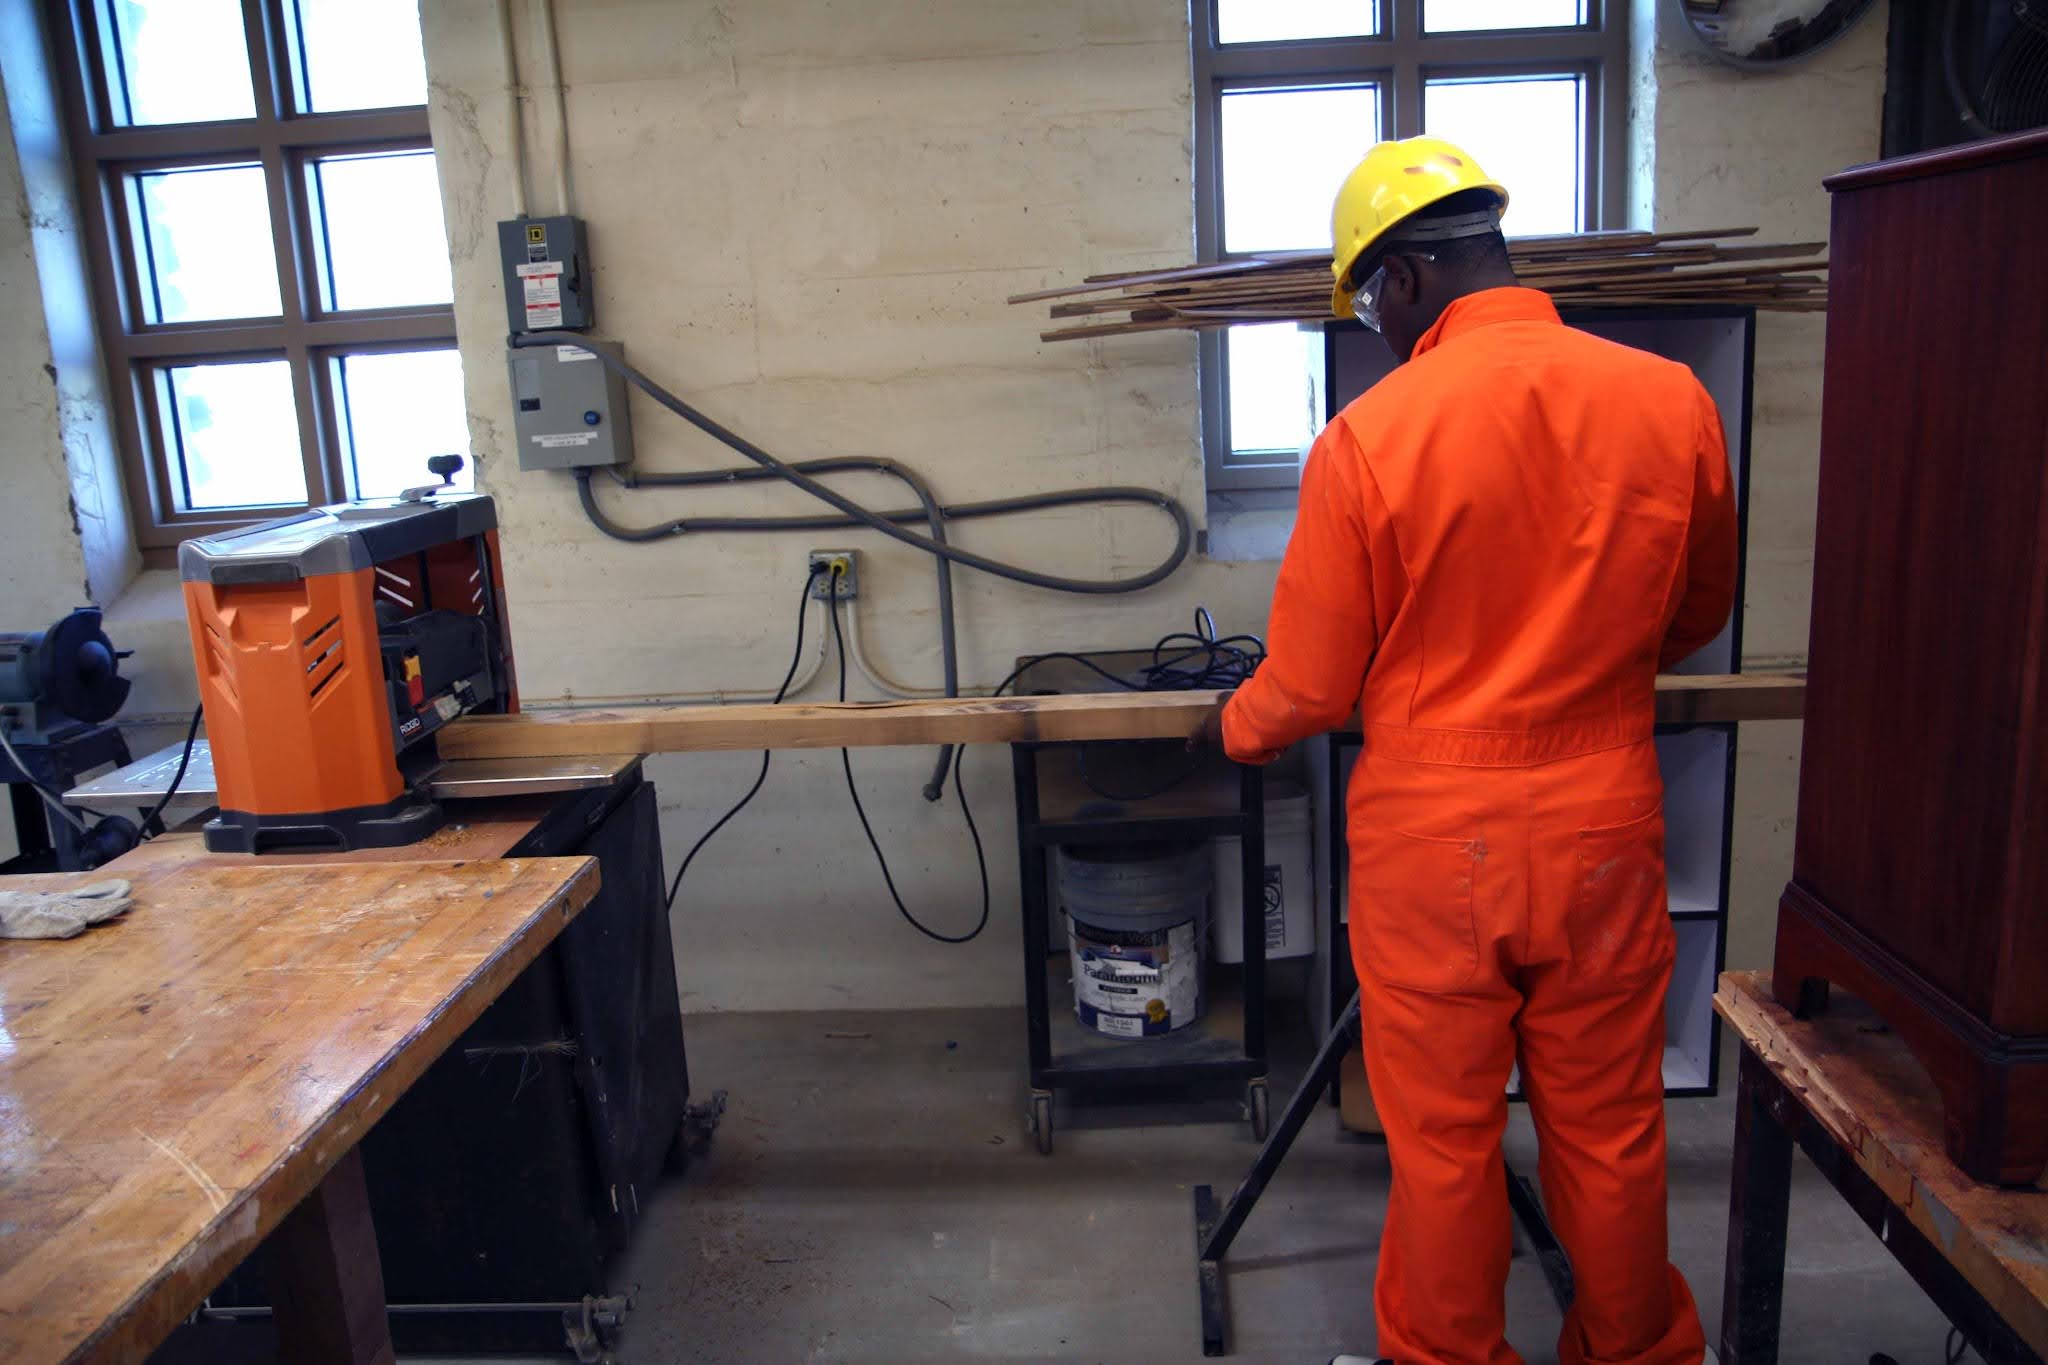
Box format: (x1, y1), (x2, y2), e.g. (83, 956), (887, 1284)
(181, 772), (691, 1357)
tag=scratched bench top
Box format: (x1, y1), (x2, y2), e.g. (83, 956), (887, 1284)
(0, 855), (599, 1365)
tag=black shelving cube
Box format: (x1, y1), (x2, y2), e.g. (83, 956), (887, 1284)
(1310, 307), (1757, 1103)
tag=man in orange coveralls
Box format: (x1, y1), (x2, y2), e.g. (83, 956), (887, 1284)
(1203, 137), (1736, 1365)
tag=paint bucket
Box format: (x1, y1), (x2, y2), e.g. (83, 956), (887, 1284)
(1211, 780), (1316, 963)
(1056, 841), (1211, 1038)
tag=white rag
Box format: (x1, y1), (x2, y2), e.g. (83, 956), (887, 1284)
(0, 879), (134, 939)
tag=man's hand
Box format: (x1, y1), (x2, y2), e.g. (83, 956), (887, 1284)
(1186, 691), (1233, 753)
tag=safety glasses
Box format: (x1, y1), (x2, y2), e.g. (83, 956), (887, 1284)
(1352, 251), (1434, 333)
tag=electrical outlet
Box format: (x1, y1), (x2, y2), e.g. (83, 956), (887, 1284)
(809, 549), (859, 600)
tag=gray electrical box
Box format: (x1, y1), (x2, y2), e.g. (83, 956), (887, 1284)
(509, 341), (635, 471)
(497, 215), (593, 334)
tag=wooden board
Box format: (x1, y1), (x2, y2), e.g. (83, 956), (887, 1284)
(439, 690), (1227, 760)
(1651, 671), (1805, 723)
(1715, 970), (2048, 1355)
(436, 674), (1805, 762)
(0, 856), (600, 1365)
(1338, 1044), (1384, 1136)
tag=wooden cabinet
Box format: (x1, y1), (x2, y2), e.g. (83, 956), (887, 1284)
(1773, 128), (2048, 1185)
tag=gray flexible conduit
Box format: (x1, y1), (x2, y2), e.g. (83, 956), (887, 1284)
(523, 330), (1194, 798)
(521, 331), (1193, 592)
(591, 455), (962, 797)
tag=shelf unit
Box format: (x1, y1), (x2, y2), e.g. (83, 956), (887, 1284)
(1008, 653), (1272, 1154)
(1310, 306), (1757, 1102)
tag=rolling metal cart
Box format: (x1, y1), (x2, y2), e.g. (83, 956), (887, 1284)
(1008, 652), (1271, 1155)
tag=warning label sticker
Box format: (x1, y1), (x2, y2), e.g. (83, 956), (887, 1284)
(516, 261), (563, 327)
(532, 431), (598, 449)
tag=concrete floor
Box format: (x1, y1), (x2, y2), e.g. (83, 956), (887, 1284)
(458, 1002), (1953, 1365)
(154, 1000), (1970, 1365)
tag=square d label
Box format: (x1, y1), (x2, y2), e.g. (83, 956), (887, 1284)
(525, 223), (547, 245)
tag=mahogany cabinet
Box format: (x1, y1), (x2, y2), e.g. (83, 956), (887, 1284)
(1774, 128), (2048, 1185)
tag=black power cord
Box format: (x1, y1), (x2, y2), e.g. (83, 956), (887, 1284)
(987, 609), (1264, 805)
(139, 704), (204, 839)
(830, 565), (990, 945)
(665, 565), (824, 910)
(983, 608), (1266, 701)
(0, 721), (90, 834)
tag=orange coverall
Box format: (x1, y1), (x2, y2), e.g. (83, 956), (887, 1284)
(1224, 287), (1736, 1364)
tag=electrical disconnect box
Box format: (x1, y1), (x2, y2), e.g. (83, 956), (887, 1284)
(497, 215), (593, 334)
(509, 341), (635, 471)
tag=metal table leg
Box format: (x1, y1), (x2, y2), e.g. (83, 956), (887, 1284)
(1718, 1045), (1794, 1364)
(1190, 988), (1582, 1357)
(1193, 991), (1360, 1356)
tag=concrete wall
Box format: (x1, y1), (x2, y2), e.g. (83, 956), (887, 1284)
(0, 0), (1890, 1005)
(0, 0), (135, 612)
(0, 0), (115, 624)
(420, 0), (1275, 1011)
(1631, 2), (1888, 972)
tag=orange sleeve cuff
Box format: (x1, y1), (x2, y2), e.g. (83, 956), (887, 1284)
(1221, 690), (1283, 766)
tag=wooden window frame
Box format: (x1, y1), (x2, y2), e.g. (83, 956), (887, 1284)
(1192, 0), (1630, 492)
(46, 0), (455, 556)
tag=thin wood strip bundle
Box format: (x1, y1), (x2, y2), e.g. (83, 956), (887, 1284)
(1011, 226), (1827, 341)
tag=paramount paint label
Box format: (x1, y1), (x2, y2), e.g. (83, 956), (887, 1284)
(1069, 917), (1201, 1037)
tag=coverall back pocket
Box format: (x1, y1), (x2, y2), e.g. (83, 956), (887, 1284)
(1567, 807), (1674, 984)
(1355, 829), (1480, 994)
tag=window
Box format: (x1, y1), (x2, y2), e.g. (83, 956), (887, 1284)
(1193, 0), (1627, 491)
(52, 0), (469, 554)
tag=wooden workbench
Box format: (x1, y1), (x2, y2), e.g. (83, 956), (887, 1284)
(0, 854), (600, 1365)
(1715, 970), (2048, 1364)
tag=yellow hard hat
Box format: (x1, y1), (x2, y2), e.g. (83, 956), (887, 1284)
(1329, 136), (1509, 318)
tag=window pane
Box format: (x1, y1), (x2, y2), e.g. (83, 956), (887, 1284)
(311, 150), (454, 311)
(291, 0), (429, 112)
(1425, 0), (1586, 32)
(335, 350), (473, 499)
(106, 0), (256, 125)
(1218, 0), (1378, 43)
(1222, 86), (1380, 253)
(164, 361), (306, 510)
(135, 165), (281, 323)
(1227, 323), (1319, 458)
(1423, 76), (1584, 236)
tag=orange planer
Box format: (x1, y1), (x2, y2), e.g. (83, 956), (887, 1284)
(180, 491), (519, 853)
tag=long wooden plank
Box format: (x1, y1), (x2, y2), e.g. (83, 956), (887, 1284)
(1715, 971), (2048, 1353)
(0, 856), (601, 1365)
(440, 691), (1226, 759)
(437, 673), (1805, 761)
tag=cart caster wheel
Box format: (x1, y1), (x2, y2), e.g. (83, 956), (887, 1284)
(1028, 1091), (1054, 1155)
(1246, 1079), (1270, 1141)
